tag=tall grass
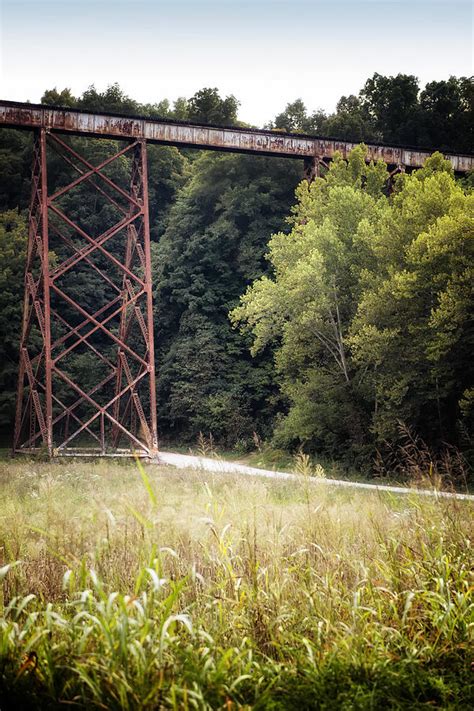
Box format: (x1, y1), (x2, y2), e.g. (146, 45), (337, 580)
(0, 457), (473, 709)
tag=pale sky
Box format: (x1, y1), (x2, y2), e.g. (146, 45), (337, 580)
(0, 0), (472, 126)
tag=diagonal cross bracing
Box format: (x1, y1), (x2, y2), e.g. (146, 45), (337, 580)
(13, 130), (158, 458)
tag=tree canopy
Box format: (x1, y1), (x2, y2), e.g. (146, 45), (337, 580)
(232, 148), (473, 465)
(270, 73), (473, 153)
(153, 151), (301, 445)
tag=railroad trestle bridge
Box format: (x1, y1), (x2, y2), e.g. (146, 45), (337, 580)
(1, 100), (472, 458)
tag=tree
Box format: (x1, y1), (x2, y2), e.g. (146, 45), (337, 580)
(146, 145), (191, 241)
(270, 96), (378, 142)
(0, 85), (192, 433)
(232, 148), (473, 466)
(1, 78), (472, 458)
(186, 88), (240, 125)
(172, 97), (189, 121)
(0, 211), (27, 426)
(359, 73), (420, 144)
(418, 76), (473, 152)
(323, 95), (379, 143)
(349, 154), (474, 449)
(272, 99), (326, 134)
(0, 129), (31, 211)
(78, 84), (140, 115)
(153, 151), (302, 446)
(41, 87), (78, 107)
(140, 99), (172, 119)
(231, 147), (390, 463)
(271, 73), (472, 152)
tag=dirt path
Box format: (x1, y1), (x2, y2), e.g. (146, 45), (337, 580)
(157, 451), (474, 501)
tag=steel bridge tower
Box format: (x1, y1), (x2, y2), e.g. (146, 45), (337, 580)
(13, 129), (158, 458)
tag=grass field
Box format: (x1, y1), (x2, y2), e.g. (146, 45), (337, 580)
(0, 457), (473, 709)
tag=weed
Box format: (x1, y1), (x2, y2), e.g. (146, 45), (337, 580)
(0, 458), (472, 709)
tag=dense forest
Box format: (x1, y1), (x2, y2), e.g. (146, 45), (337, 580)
(0, 73), (472, 477)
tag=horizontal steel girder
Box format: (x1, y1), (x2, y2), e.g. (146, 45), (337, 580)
(0, 100), (473, 173)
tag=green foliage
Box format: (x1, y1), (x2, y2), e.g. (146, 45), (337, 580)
(0, 211), (27, 426)
(36, 75), (474, 153)
(41, 87), (78, 107)
(232, 147), (389, 461)
(0, 460), (472, 708)
(0, 86), (191, 441)
(272, 98), (326, 134)
(271, 73), (473, 152)
(350, 155), (474, 449)
(418, 76), (474, 153)
(232, 148), (473, 467)
(0, 77), (472, 467)
(41, 84), (241, 127)
(186, 87), (240, 125)
(147, 144), (191, 240)
(359, 72), (420, 144)
(323, 94), (380, 143)
(153, 151), (302, 446)
(0, 130), (32, 211)
(78, 83), (141, 115)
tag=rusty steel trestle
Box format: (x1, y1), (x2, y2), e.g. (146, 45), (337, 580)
(13, 129), (158, 458)
(1, 101), (473, 173)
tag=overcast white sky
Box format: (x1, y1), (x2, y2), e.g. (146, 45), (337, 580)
(0, 0), (472, 126)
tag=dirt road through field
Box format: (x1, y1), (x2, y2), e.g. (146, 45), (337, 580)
(157, 451), (474, 501)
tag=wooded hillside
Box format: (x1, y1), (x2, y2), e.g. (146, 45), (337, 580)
(0, 75), (472, 477)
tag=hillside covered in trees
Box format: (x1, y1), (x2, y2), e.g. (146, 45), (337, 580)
(0, 74), (472, 478)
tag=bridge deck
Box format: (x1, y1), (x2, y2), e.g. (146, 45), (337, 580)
(0, 100), (473, 173)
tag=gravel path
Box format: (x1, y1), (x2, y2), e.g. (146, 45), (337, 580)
(157, 451), (474, 501)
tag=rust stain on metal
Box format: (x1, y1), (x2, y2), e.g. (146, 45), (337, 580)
(0, 100), (472, 172)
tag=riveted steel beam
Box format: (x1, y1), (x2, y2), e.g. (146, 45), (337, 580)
(1, 100), (473, 172)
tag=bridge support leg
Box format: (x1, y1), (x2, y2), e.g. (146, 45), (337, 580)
(13, 129), (53, 456)
(13, 132), (158, 458)
(387, 164), (405, 193)
(303, 157), (318, 182)
(111, 140), (158, 456)
(303, 156), (329, 183)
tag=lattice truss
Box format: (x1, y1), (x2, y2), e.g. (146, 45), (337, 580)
(13, 129), (158, 457)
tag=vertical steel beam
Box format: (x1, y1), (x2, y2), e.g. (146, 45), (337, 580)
(303, 157), (318, 183)
(40, 129), (53, 455)
(387, 164), (405, 193)
(13, 130), (49, 454)
(140, 140), (158, 453)
(303, 156), (328, 183)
